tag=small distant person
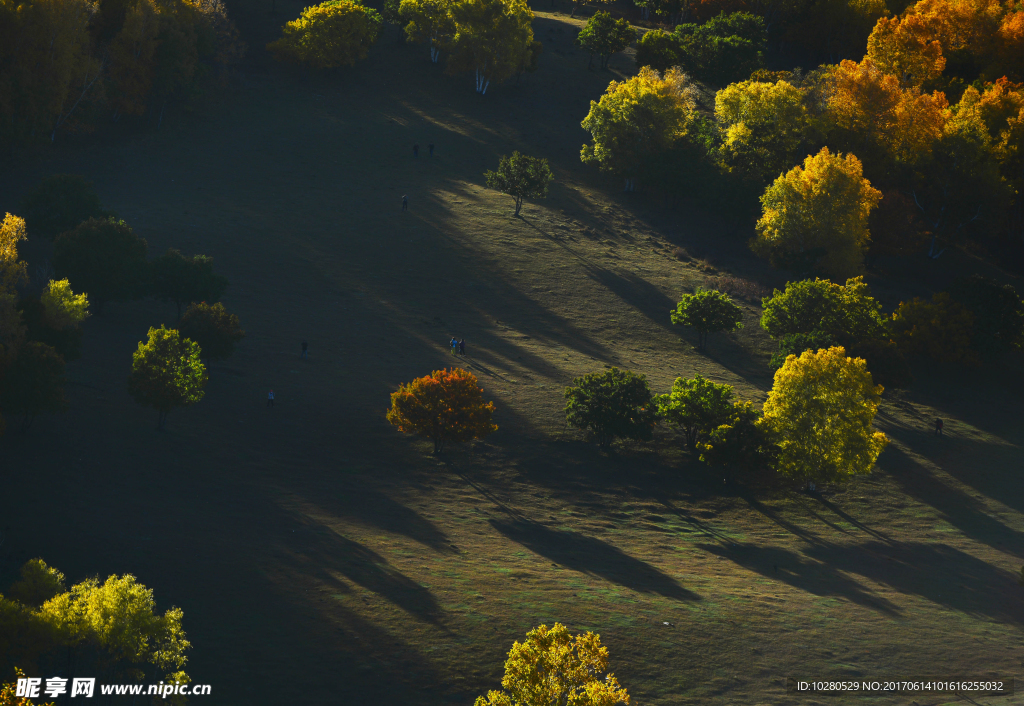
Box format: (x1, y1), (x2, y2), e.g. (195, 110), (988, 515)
(428, 143), (435, 157)
(301, 341), (308, 359)
(413, 143), (419, 157)
(267, 390), (275, 408)
(402, 195), (408, 211)
(450, 337), (458, 355)
(458, 339), (465, 356)
(935, 418), (944, 436)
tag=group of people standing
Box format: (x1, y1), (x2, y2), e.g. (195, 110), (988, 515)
(450, 337), (466, 356)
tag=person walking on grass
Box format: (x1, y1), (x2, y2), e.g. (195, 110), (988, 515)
(402, 195), (408, 211)
(935, 418), (944, 436)
(301, 340), (308, 359)
(413, 143), (419, 158)
(429, 143), (434, 157)
(459, 338), (465, 356)
(450, 336), (458, 356)
(267, 390), (275, 408)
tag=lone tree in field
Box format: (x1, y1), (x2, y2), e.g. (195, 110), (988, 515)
(576, 11), (635, 70)
(484, 152), (553, 216)
(474, 623), (631, 706)
(268, 0), (383, 68)
(128, 326), (207, 430)
(655, 374), (734, 454)
(177, 302), (246, 364)
(151, 249), (229, 318)
(0, 342), (67, 432)
(760, 346), (888, 488)
(564, 367), (656, 449)
(581, 67), (696, 191)
(20, 174), (112, 239)
(671, 288), (743, 352)
(753, 147), (882, 280)
(53, 218), (148, 314)
(387, 368), (497, 453)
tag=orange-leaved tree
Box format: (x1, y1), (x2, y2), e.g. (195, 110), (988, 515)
(387, 368), (496, 453)
(866, 15), (945, 87)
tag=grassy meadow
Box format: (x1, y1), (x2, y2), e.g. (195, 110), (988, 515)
(1, 2), (1023, 704)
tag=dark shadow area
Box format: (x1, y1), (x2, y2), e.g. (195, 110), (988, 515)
(490, 518), (700, 601)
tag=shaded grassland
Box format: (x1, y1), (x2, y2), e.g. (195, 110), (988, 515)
(2, 2), (1024, 704)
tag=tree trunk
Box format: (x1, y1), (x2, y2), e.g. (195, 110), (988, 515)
(514, 197), (523, 216)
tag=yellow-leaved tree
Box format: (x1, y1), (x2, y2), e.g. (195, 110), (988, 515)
(753, 147), (882, 280)
(475, 623), (631, 706)
(866, 15), (946, 87)
(760, 346), (888, 487)
(581, 67), (697, 191)
(446, 0), (533, 94)
(268, 0), (383, 69)
(0, 213), (28, 294)
(400, 0), (456, 62)
(387, 368), (496, 453)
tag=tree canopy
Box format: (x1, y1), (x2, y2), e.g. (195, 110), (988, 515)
(150, 248), (228, 318)
(564, 367), (656, 449)
(19, 175), (111, 240)
(128, 326), (207, 430)
(484, 152), (553, 216)
(670, 288), (744, 351)
(268, 0), (383, 69)
(474, 623), (631, 706)
(575, 11), (635, 70)
(655, 374), (735, 453)
(177, 302), (245, 363)
(760, 346), (888, 486)
(674, 12), (767, 87)
(446, 0), (534, 94)
(753, 147), (882, 280)
(387, 368), (497, 452)
(760, 276), (886, 343)
(53, 218), (149, 314)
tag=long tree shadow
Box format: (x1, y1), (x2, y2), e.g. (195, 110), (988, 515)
(699, 542), (902, 614)
(489, 518), (700, 601)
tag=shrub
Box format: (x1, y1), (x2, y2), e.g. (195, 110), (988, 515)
(387, 368), (497, 453)
(20, 175), (112, 240)
(670, 287), (743, 352)
(889, 293), (977, 365)
(564, 367), (656, 449)
(655, 374), (734, 453)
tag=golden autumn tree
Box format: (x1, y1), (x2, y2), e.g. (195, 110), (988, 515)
(474, 623), (631, 706)
(581, 67), (697, 191)
(0, 670), (56, 706)
(446, 0), (534, 95)
(387, 368), (496, 453)
(760, 346), (888, 487)
(268, 0), (383, 69)
(826, 57), (949, 170)
(0, 213), (29, 294)
(753, 147), (882, 280)
(866, 14), (945, 86)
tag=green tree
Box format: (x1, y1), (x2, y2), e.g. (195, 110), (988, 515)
(760, 277), (887, 343)
(20, 175), (111, 240)
(484, 152), (554, 216)
(128, 326), (207, 430)
(150, 249), (229, 318)
(888, 292), (977, 365)
(400, 0), (455, 62)
(753, 147), (882, 280)
(6, 559), (67, 609)
(697, 400), (778, 479)
(564, 367), (657, 449)
(40, 279), (90, 329)
(53, 218), (149, 314)
(575, 11), (635, 70)
(670, 288), (743, 352)
(0, 342), (67, 433)
(176, 302), (245, 363)
(760, 346), (888, 487)
(386, 368), (497, 453)
(656, 374), (735, 453)
(267, 0), (383, 69)
(635, 29), (683, 73)
(474, 623), (631, 706)
(768, 331), (837, 369)
(674, 12), (766, 86)
(581, 67), (697, 191)
(446, 0), (534, 94)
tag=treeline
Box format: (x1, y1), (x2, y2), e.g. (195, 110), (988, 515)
(0, 175), (243, 434)
(578, 0), (1024, 272)
(0, 0), (245, 147)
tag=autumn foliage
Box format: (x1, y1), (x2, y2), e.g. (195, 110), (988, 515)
(387, 368), (497, 453)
